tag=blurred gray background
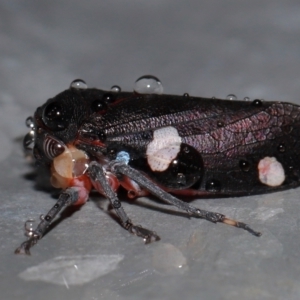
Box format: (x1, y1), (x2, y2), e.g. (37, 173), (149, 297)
(1, 1), (300, 299)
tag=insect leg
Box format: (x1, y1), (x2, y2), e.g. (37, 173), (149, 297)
(15, 188), (80, 255)
(112, 163), (261, 237)
(88, 162), (160, 243)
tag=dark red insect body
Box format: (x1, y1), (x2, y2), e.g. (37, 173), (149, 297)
(15, 78), (300, 254)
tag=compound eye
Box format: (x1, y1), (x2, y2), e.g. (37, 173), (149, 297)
(42, 101), (69, 131)
(43, 136), (65, 160)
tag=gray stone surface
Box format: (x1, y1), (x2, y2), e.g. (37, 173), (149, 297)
(1, 1), (300, 299)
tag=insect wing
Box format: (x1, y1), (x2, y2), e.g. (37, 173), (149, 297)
(78, 93), (300, 196)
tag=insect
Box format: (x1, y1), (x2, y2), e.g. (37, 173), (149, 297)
(15, 75), (300, 255)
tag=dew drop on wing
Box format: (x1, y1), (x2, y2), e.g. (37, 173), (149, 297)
(110, 85), (121, 92)
(252, 99), (263, 107)
(25, 116), (35, 128)
(205, 179), (221, 192)
(239, 160), (251, 172)
(70, 79), (88, 90)
(277, 143), (286, 153)
(226, 94), (237, 100)
(134, 75), (163, 94)
(91, 99), (107, 113)
(102, 93), (116, 104)
(150, 144), (203, 189)
(176, 173), (186, 185)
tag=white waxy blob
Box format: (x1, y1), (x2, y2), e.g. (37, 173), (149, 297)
(146, 126), (181, 171)
(258, 156), (285, 187)
(134, 75), (163, 94)
(51, 146), (89, 188)
(19, 255), (124, 286)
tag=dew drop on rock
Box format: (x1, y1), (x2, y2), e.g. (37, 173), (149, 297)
(152, 243), (188, 275)
(134, 75), (163, 94)
(70, 79), (87, 90)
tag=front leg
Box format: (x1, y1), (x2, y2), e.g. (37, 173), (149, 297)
(15, 187), (81, 255)
(88, 161), (160, 243)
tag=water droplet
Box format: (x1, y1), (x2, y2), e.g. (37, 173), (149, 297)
(277, 143), (286, 153)
(226, 94), (237, 100)
(239, 160), (250, 172)
(91, 99), (107, 113)
(205, 179), (221, 192)
(217, 121), (224, 127)
(177, 173), (186, 185)
(25, 116), (35, 128)
(252, 99), (262, 107)
(134, 75), (163, 94)
(40, 214), (45, 221)
(70, 79), (87, 90)
(152, 243), (188, 275)
(243, 97), (250, 101)
(183, 146), (190, 153)
(98, 131), (106, 141)
(23, 131), (35, 150)
(45, 215), (52, 222)
(149, 144), (203, 189)
(110, 85), (121, 93)
(24, 219), (35, 237)
(108, 148), (116, 157)
(171, 159), (179, 173)
(183, 93), (189, 97)
(211, 96), (216, 99)
(102, 93), (115, 103)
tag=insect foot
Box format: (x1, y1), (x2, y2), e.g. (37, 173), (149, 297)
(125, 221), (161, 244)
